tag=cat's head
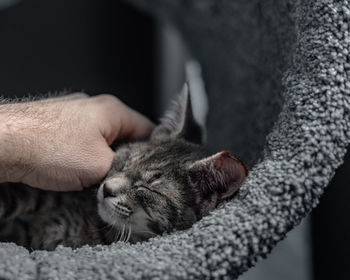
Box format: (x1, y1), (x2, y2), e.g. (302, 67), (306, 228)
(97, 84), (248, 243)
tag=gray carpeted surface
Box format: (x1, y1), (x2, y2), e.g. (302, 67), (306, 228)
(1, 0), (350, 279)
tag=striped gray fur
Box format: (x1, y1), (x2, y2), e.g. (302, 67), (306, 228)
(0, 85), (247, 251)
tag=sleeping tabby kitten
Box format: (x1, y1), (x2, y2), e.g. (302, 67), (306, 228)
(0, 85), (248, 250)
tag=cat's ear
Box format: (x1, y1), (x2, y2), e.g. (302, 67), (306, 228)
(151, 83), (202, 144)
(188, 151), (248, 202)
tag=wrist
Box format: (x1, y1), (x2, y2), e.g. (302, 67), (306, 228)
(0, 110), (33, 183)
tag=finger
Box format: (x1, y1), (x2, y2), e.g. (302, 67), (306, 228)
(122, 109), (155, 140)
(81, 146), (115, 189)
(53, 92), (89, 101)
(92, 94), (155, 143)
(45, 92), (89, 103)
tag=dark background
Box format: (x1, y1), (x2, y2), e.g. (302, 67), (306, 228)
(0, 0), (156, 120)
(312, 149), (350, 280)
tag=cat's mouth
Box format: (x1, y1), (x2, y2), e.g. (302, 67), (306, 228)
(96, 193), (141, 225)
(97, 195), (156, 243)
(97, 199), (129, 223)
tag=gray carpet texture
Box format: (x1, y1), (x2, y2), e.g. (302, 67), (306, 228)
(1, 0), (350, 279)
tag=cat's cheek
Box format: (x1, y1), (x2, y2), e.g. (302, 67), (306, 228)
(96, 184), (104, 202)
(97, 203), (110, 223)
(96, 183), (109, 222)
(97, 200), (118, 225)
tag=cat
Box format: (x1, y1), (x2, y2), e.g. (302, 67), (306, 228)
(0, 84), (248, 251)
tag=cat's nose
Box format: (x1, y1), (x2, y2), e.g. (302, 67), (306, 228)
(103, 183), (116, 198)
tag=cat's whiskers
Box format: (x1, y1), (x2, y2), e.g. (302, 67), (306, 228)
(121, 225), (125, 242)
(113, 221), (120, 243)
(102, 210), (131, 243)
(105, 223), (117, 239)
(117, 224), (122, 242)
(121, 224), (126, 242)
(102, 212), (122, 240)
(123, 225), (129, 242)
(115, 223), (122, 243)
(126, 225), (132, 242)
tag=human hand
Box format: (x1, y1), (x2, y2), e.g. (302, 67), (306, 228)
(0, 93), (154, 191)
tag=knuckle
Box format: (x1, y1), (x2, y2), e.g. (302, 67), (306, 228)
(92, 159), (112, 180)
(92, 94), (126, 116)
(94, 94), (120, 104)
(71, 92), (89, 98)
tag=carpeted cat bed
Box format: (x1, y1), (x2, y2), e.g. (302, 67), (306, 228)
(1, 0), (350, 279)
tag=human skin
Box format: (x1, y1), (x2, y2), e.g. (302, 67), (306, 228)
(0, 93), (154, 191)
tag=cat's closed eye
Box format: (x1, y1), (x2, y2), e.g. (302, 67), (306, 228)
(151, 172), (162, 180)
(145, 172), (163, 184)
(136, 185), (164, 198)
(136, 185), (150, 192)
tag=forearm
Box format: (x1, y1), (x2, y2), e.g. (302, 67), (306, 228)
(0, 107), (32, 183)
(0, 100), (75, 188)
